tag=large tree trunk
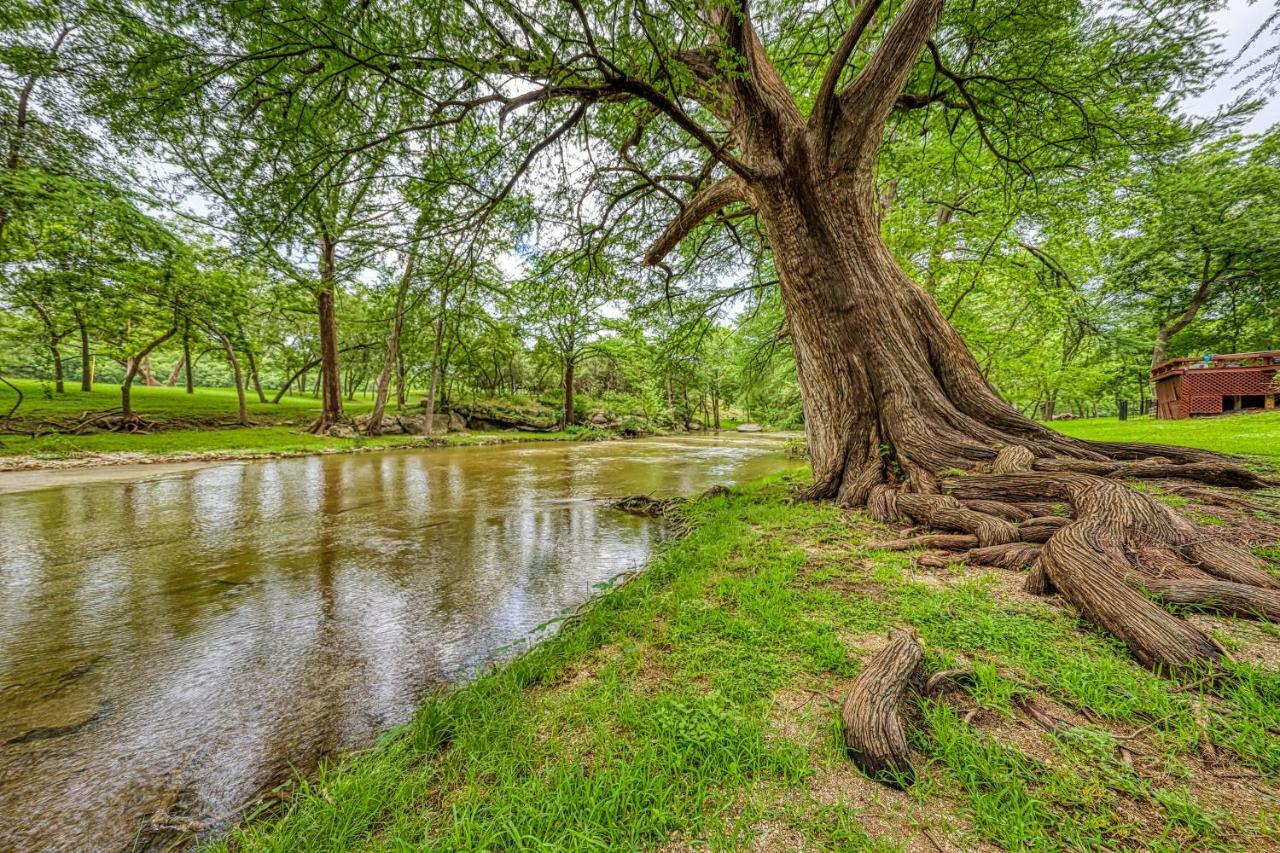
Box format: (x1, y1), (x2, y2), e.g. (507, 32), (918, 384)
(615, 0), (1278, 683)
(313, 233), (344, 432)
(750, 169), (1269, 674)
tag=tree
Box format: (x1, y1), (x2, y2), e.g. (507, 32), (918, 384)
(1107, 131), (1280, 369)
(109, 0), (1279, 677)
(523, 253), (617, 427)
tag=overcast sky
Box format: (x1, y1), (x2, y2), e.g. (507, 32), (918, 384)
(1187, 0), (1279, 133)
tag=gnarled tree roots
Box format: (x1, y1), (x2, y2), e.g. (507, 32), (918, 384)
(841, 628), (924, 786)
(852, 441), (1278, 675)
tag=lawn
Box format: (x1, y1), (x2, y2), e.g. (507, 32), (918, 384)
(0, 377), (377, 426)
(218, 474), (1280, 851)
(1048, 410), (1280, 461)
(0, 379), (597, 462)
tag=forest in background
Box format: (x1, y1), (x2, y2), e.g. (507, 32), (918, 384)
(2, 1), (1277, 435)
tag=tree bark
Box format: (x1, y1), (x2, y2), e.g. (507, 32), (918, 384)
(245, 346), (267, 403)
(182, 321), (195, 393)
(423, 286), (449, 434)
(563, 357), (575, 428)
(120, 326), (176, 421)
(1150, 250), (1227, 370)
(207, 326), (249, 426)
(628, 0), (1275, 677)
(74, 306), (91, 392)
(28, 301), (65, 393)
(842, 628), (923, 785)
(165, 356), (185, 386)
(312, 233), (344, 431)
(367, 229), (422, 434)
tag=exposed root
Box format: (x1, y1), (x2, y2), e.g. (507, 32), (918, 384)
(1016, 516), (1072, 542)
(610, 494), (684, 518)
(1040, 520), (1224, 672)
(964, 542), (1041, 570)
(841, 628), (923, 786)
(991, 444), (1035, 474)
(961, 498), (1034, 522)
(872, 488), (1018, 547)
(1024, 561), (1054, 595)
(1032, 457), (1267, 489)
(873, 533), (977, 551)
(1131, 576), (1280, 622)
(1167, 486), (1277, 514)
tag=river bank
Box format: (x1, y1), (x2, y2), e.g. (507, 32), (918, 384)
(0, 426), (604, 473)
(0, 436), (799, 851)
(217, 473), (1280, 852)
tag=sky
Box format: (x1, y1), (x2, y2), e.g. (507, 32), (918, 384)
(1186, 0), (1279, 133)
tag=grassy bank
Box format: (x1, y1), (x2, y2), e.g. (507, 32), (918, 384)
(219, 474), (1280, 851)
(0, 378), (364, 425)
(0, 379), (598, 467)
(1047, 410), (1280, 461)
(0, 427), (588, 468)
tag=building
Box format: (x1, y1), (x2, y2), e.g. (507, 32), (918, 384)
(1151, 351), (1280, 419)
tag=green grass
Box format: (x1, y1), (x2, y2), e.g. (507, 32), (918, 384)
(0, 427), (586, 460)
(0, 377), (376, 424)
(0, 379), (592, 461)
(216, 475), (1280, 851)
(1047, 410), (1280, 461)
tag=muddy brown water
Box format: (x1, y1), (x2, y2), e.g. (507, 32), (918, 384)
(0, 435), (796, 851)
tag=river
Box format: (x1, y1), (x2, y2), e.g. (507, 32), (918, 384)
(0, 434), (795, 851)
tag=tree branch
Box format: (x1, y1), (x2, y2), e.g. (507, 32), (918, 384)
(832, 0), (947, 169)
(811, 0), (885, 144)
(643, 176), (749, 266)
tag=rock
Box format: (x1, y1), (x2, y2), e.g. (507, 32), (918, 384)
(396, 415), (430, 435)
(685, 422), (705, 431)
(1052, 413), (1076, 421)
(447, 411), (467, 432)
(326, 424), (357, 438)
(736, 423), (764, 432)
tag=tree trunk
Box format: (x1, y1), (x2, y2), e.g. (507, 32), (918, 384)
(740, 167), (1265, 674)
(29, 301), (65, 393)
(395, 350), (407, 408)
(49, 342), (64, 394)
(367, 240), (420, 434)
(274, 356), (323, 404)
(313, 234), (344, 431)
(209, 327), (249, 426)
(165, 356), (185, 386)
(563, 357), (575, 428)
(182, 321), (194, 393)
(423, 290), (448, 434)
(120, 327), (176, 423)
(245, 346), (267, 403)
(712, 387), (721, 430)
(74, 307), (91, 392)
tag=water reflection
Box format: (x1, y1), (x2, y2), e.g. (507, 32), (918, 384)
(0, 435), (794, 851)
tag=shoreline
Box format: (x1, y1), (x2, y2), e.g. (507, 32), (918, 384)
(209, 474), (1280, 851)
(0, 427), (790, 482)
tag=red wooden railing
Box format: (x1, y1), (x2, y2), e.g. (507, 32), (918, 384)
(1151, 350), (1280, 381)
